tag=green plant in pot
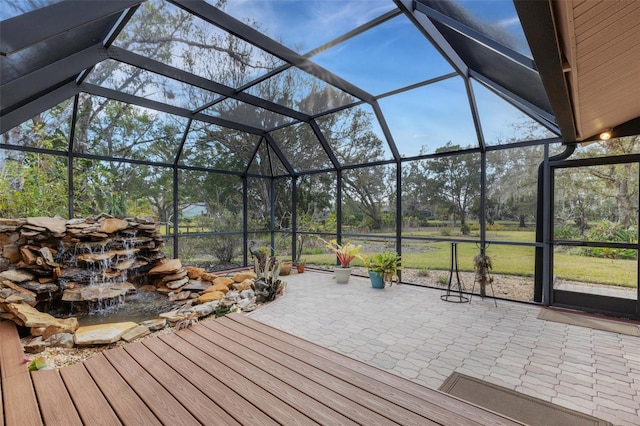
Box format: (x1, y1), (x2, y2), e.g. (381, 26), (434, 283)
(319, 238), (364, 284)
(367, 251), (402, 288)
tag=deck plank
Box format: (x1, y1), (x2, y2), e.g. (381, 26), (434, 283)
(227, 314), (523, 426)
(103, 347), (200, 426)
(123, 341), (240, 426)
(59, 362), (122, 426)
(2, 313), (531, 426)
(142, 337), (278, 426)
(0, 321), (42, 426)
(209, 318), (444, 425)
(31, 369), (82, 426)
(183, 326), (361, 426)
(83, 353), (162, 426)
(195, 320), (420, 425)
(0, 357), (3, 426)
(160, 331), (318, 425)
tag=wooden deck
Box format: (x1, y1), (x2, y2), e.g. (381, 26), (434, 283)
(1, 314), (525, 425)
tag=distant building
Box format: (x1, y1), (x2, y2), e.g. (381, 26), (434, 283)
(182, 203), (208, 218)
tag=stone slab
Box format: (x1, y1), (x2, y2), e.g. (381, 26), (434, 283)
(121, 325), (151, 342)
(74, 322), (138, 346)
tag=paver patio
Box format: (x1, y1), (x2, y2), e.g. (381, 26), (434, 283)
(249, 271), (640, 426)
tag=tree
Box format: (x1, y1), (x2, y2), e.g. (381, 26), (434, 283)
(0, 112), (70, 218)
(342, 165), (395, 230)
(577, 136), (638, 228)
(425, 143), (480, 232)
(553, 136), (638, 238)
(487, 144), (545, 227)
(0, 151), (68, 218)
(316, 106), (393, 230)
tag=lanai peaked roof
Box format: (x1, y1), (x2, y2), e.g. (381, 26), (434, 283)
(1, 1), (638, 176)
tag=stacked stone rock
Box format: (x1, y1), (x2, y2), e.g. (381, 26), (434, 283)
(4, 267), (261, 351)
(0, 215), (270, 352)
(147, 259), (258, 311)
(0, 214), (165, 309)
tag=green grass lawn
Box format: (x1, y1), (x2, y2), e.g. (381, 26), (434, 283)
(302, 232), (637, 288)
(554, 253), (636, 288)
(173, 227), (636, 288)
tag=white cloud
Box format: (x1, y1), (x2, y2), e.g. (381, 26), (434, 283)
(496, 16), (520, 28)
(223, 1), (394, 52)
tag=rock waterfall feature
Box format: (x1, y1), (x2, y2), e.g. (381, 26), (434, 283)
(0, 214), (165, 315)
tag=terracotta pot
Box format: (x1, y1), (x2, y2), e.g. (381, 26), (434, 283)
(280, 261), (292, 275)
(296, 264), (305, 273)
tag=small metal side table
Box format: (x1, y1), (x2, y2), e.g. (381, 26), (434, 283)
(440, 242), (468, 303)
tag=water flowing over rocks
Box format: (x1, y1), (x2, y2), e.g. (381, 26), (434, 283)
(1, 215), (283, 358)
(0, 214), (164, 314)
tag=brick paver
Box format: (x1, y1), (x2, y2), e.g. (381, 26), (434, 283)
(249, 272), (640, 426)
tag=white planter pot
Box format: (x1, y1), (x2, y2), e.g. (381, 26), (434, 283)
(334, 267), (353, 284)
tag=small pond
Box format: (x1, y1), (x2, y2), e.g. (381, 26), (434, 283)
(50, 290), (177, 326)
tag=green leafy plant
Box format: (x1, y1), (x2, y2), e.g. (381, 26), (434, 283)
(581, 222), (637, 259)
(319, 238), (365, 268)
(418, 266), (431, 277)
(215, 303), (231, 318)
(28, 357), (48, 372)
(367, 251), (402, 286)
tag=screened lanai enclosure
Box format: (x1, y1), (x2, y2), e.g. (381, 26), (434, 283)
(1, 0), (639, 318)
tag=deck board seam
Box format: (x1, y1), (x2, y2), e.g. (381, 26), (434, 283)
(170, 329), (322, 425)
(197, 319), (423, 425)
(231, 314), (521, 426)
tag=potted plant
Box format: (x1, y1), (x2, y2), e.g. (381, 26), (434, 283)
(367, 251), (402, 289)
(280, 260), (293, 275)
(296, 258), (306, 273)
(319, 238), (365, 284)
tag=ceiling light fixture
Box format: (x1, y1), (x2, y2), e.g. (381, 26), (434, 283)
(599, 129), (612, 140)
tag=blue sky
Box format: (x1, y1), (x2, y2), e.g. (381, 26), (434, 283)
(219, 0), (550, 156)
(2, 0), (552, 157)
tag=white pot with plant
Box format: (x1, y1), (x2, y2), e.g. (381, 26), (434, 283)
(320, 238), (365, 284)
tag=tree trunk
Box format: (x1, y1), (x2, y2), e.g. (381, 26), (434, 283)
(519, 214), (526, 228)
(616, 164), (633, 228)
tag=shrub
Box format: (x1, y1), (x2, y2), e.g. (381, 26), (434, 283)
(209, 210), (243, 263)
(587, 222), (636, 244)
(554, 224), (579, 240)
(581, 222), (637, 260)
(418, 266), (431, 277)
(211, 235), (241, 263)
